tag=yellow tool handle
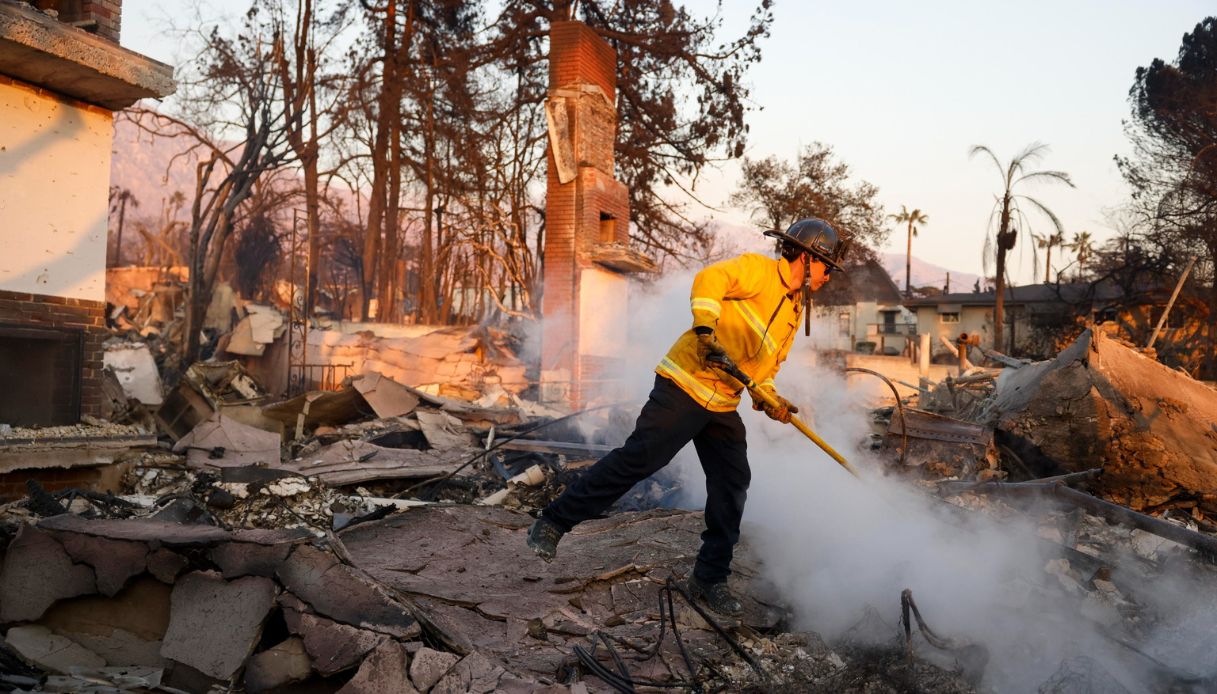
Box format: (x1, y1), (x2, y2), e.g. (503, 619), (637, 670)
(746, 383), (861, 478)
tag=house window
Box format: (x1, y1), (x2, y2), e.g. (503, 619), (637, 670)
(838, 312), (851, 335)
(940, 312), (960, 324)
(1096, 307), (1118, 324)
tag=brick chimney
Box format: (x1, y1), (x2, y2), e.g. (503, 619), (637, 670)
(540, 21), (655, 407)
(32, 1), (122, 43)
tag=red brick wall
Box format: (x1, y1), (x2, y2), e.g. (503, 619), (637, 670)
(549, 21), (617, 100)
(542, 146), (579, 376)
(0, 290), (108, 419)
(575, 168), (630, 253)
(82, 0), (122, 43)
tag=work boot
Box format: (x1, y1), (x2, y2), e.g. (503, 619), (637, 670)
(526, 516), (564, 561)
(686, 576), (743, 617)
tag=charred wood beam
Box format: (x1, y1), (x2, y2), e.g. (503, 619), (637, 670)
(496, 439), (615, 457)
(952, 477), (1217, 562)
(937, 468), (1102, 496)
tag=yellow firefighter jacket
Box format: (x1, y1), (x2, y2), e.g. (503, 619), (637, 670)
(655, 253), (802, 412)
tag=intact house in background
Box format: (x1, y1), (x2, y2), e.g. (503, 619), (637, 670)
(0, 0), (173, 425)
(808, 258), (914, 355)
(903, 280), (1191, 361)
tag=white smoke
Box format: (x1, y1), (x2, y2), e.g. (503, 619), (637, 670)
(597, 254), (1217, 693)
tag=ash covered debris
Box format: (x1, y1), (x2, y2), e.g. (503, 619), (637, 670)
(5, 327), (1217, 692)
(846, 326), (1217, 692)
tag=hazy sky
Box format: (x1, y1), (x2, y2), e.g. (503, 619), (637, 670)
(120, 0), (1214, 280)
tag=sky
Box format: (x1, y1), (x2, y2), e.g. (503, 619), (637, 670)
(119, 0), (1215, 280)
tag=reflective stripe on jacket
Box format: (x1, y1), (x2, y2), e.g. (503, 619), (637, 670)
(655, 253), (802, 412)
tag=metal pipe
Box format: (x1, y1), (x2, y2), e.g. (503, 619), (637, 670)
(844, 367), (908, 467)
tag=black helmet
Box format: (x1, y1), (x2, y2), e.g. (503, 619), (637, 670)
(763, 218), (849, 272)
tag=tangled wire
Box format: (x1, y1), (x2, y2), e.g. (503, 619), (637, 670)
(572, 577), (769, 693)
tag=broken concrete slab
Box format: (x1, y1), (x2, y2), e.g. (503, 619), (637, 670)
(103, 343), (164, 406)
(341, 507), (779, 685)
(337, 640), (418, 694)
(37, 514), (313, 546)
(352, 372), (421, 419)
(160, 571), (277, 680)
(146, 548), (188, 583)
(0, 524), (96, 622)
(38, 576), (171, 667)
(56, 532), (147, 596)
(0, 430), (157, 480)
(409, 646), (460, 692)
(287, 439), (476, 487)
(431, 651), (508, 694)
(983, 329), (1217, 514)
(276, 545), (421, 639)
(244, 637), (311, 692)
(415, 410), (474, 450)
(283, 609), (385, 676)
(173, 413), (282, 468)
(209, 542), (293, 579)
(6, 625), (106, 673)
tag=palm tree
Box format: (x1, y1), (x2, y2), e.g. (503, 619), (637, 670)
(969, 142), (1074, 352)
(1066, 231), (1095, 280)
(108, 186), (139, 267)
(1033, 231), (1065, 283)
(890, 205), (929, 298)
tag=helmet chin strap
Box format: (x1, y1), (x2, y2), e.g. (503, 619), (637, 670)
(803, 253), (812, 337)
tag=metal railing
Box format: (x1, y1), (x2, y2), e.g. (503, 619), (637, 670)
(288, 362), (353, 396)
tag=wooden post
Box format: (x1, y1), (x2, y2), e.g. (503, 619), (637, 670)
(1146, 256), (1197, 351)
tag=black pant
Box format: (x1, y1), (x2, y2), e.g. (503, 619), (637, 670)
(543, 375), (750, 584)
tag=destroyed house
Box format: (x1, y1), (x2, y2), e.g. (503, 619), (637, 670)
(808, 258), (911, 354)
(0, 0), (173, 425)
(903, 280), (1168, 358)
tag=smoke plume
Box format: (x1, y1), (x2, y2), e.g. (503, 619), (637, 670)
(603, 259), (1217, 692)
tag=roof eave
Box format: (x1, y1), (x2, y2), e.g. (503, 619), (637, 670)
(0, 1), (175, 110)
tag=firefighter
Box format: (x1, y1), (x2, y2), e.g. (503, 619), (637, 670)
(527, 219), (848, 615)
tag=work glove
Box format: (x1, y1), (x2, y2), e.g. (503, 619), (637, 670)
(752, 387), (798, 424)
(696, 330), (728, 368)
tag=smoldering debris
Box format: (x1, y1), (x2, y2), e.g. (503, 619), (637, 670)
(777, 327), (1217, 693)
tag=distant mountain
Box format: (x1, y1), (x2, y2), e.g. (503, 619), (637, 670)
(109, 116), (202, 224)
(880, 253), (981, 293)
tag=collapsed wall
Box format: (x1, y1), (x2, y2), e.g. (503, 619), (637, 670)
(983, 329), (1217, 514)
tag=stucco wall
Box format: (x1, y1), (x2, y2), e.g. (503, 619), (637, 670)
(915, 306), (993, 353)
(578, 266), (629, 358)
(0, 79), (112, 301)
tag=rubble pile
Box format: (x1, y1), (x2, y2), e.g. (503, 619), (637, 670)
(931, 481), (1217, 691)
(978, 329), (1217, 515)
(0, 420), (145, 442)
(342, 506), (974, 693)
(11, 287), (1217, 691)
(0, 492), (982, 693)
(0, 515), (429, 692)
(303, 326), (529, 402)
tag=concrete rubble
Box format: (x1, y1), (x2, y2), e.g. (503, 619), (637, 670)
(980, 329), (1217, 515)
